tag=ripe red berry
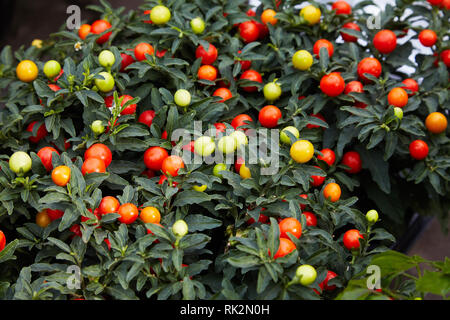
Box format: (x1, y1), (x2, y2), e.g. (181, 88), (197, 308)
(409, 140), (429, 160)
(373, 30), (397, 54)
(341, 151), (362, 174)
(320, 72), (345, 97)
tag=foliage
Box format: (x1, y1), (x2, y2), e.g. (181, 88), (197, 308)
(0, 0), (448, 300)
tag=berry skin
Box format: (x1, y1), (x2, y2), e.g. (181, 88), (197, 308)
(418, 29), (437, 47)
(320, 72), (345, 97)
(409, 140), (429, 160)
(425, 112), (447, 134)
(373, 30), (397, 54)
(341, 151), (362, 174)
(343, 229), (363, 250)
(341, 22), (360, 42)
(357, 57), (382, 83)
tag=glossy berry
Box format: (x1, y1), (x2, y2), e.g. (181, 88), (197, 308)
(37, 147), (59, 172)
(320, 72), (345, 97)
(258, 105), (282, 128)
(313, 39), (334, 58)
(138, 110), (156, 127)
(318, 148), (336, 166)
(388, 87), (408, 108)
(332, 1), (352, 15)
(341, 151), (362, 174)
(279, 217), (302, 239)
(240, 69), (263, 92)
(373, 30), (397, 54)
(401, 78), (419, 96)
(343, 229), (363, 250)
(357, 57), (382, 82)
(409, 140), (429, 160)
(27, 121), (48, 143)
(341, 22), (360, 42)
(195, 43), (218, 65)
(273, 238), (296, 259)
(418, 29), (437, 47)
(239, 21), (259, 43)
(302, 211), (317, 227)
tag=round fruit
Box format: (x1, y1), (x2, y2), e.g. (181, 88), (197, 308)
(190, 17), (205, 34)
(299, 194), (308, 211)
(172, 220), (189, 237)
(78, 24), (91, 40)
(120, 53), (135, 72)
(230, 131), (248, 148)
(193, 184), (207, 192)
(46, 209), (64, 221)
(311, 166), (326, 187)
(134, 43), (154, 61)
(43, 60), (62, 79)
(313, 39), (334, 58)
(409, 140), (429, 160)
(344, 80), (366, 108)
(138, 110), (156, 127)
(214, 122), (227, 135)
(418, 29), (437, 47)
(162, 155), (185, 177)
(388, 87), (408, 108)
(85, 143), (112, 167)
(231, 114), (253, 130)
(119, 94), (137, 115)
(358, 57), (382, 82)
(425, 112), (447, 134)
(300, 5), (321, 25)
(343, 229), (363, 250)
(197, 65), (218, 81)
(239, 21), (259, 43)
(373, 30), (397, 54)
(261, 9), (278, 25)
(37, 147), (59, 172)
(218, 136), (237, 154)
(91, 120), (105, 135)
(319, 271), (338, 291)
(27, 121), (48, 143)
(292, 50), (313, 70)
(140, 207), (161, 224)
(273, 238), (296, 259)
(296, 265), (317, 286)
(318, 148), (336, 166)
(0, 230), (5, 252)
(16, 60), (38, 82)
(290, 140), (314, 164)
(323, 182), (341, 202)
(401, 78), (419, 96)
(240, 70), (263, 92)
(9, 151), (32, 175)
(194, 136), (216, 156)
(279, 217), (302, 239)
(213, 88), (232, 102)
(98, 196), (120, 215)
(239, 164), (251, 179)
(91, 20), (112, 44)
(51, 165), (71, 187)
(263, 81), (282, 101)
(174, 89), (191, 107)
(259, 105), (282, 128)
(341, 22), (361, 42)
(320, 72), (345, 97)
(98, 50), (116, 67)
(144, 147), (169, 171)
(213, 163), (228, 178)
(427, 0), (443, 5)
(302, 211), (317, 227)
(341, 151), (362, 174)
(366, 209), (379, 223)
(440, 50), (450, 67)
(36, 210), (52, 228)
(280, 126), (300, 144)
(394, 107), (404, 120)
(95, 72), (115, 92)
(117, 203), (139, 224)
(332, 1), (352, 15)
(150, 5), (171, 25)
(195, 43), (218, 65)
(81, 157), (106, 176)
(238, 50), (252, 70)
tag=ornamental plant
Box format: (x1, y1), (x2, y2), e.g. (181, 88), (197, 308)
(0, 0), (448, 300)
